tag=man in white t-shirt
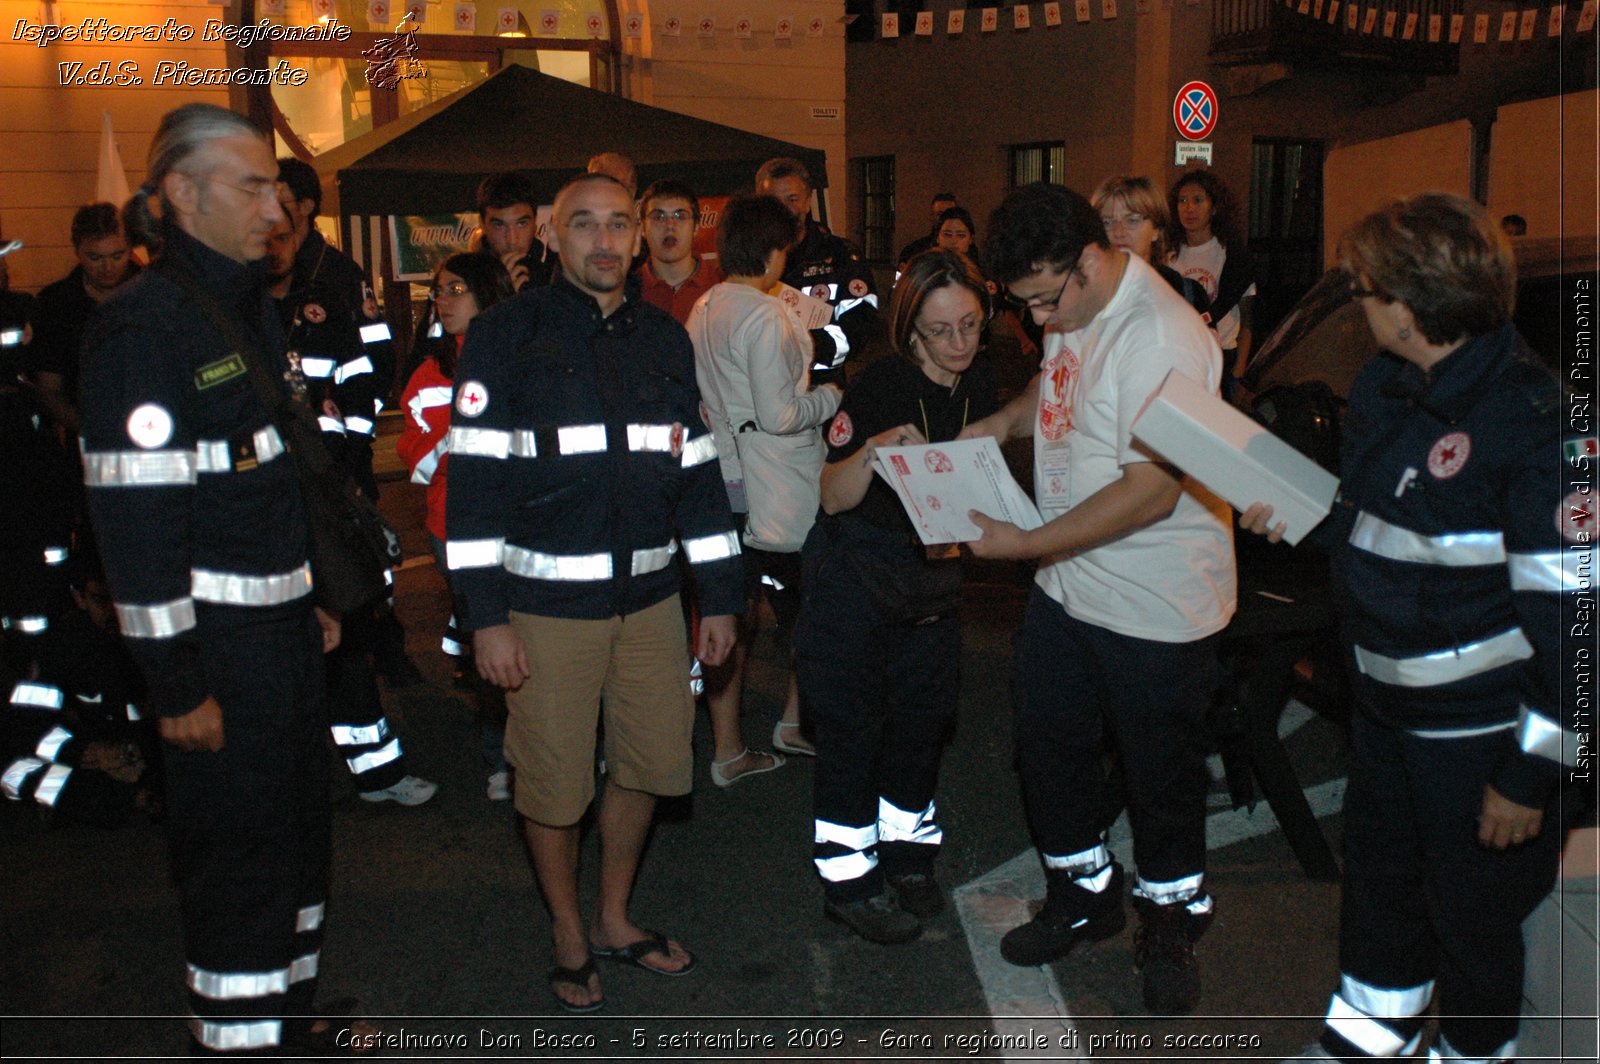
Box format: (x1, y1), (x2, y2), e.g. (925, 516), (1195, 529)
(963, 183), (1236, 1015)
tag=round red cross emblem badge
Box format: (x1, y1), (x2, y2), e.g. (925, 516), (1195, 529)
(456, 381), (489, 418)
(827, 411), (853, 448)
(1427, 432), (1471, 479)
(302, 303), (326, 324)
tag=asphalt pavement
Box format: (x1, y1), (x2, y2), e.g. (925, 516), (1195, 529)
(1, 416), (1362, 1062)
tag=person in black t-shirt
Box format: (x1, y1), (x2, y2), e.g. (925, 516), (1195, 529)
(793, 250), (999, 945)
(26, 203), (138, 431)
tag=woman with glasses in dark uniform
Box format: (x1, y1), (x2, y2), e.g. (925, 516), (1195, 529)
(794, 250), (999, 945)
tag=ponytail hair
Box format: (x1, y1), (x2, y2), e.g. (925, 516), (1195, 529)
(123, 103), (264, 256)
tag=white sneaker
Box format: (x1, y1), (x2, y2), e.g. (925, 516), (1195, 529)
(359, 775), (439, 806)
(486, 770), (511, 801)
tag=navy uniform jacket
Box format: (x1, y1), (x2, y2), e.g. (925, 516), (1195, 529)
(275, 274), (374, 488)
(78, 225), (313, 719)
(293, 229), (388, 432)
(445, 276), (744, 629)
(780, 219), (885, 377)
(1315, 324), (1584, 807)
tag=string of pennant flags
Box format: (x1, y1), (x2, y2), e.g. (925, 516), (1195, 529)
(268, 0), (1597, 44)
(876, 0), (1596, 40)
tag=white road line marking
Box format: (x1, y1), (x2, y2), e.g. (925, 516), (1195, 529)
(955, 701), (1344, 1061)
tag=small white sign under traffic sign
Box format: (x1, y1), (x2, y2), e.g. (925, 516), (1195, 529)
(1176, 141), (1214, 165)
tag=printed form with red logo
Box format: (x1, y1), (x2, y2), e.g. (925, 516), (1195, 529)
(873, 437), (1042, 545)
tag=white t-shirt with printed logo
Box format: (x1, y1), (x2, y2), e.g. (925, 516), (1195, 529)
(1171, 236), (1254, 351)
(1031, 253), (1236, 642)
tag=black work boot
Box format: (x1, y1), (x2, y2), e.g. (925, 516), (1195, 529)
(1000, 863), (1126, 966)
(885, 872), (946, 919)
(824, 892), (922, 944)
(1133, 894), (1214, 1014)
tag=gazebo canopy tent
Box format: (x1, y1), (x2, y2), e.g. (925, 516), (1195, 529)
(311, 64), (829, 218)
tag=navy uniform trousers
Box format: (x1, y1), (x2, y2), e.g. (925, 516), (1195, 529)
(169, 603), (331, 1054)
(795, 525), (959, 904)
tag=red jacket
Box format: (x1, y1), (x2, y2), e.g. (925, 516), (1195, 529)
(396, 354), (454, 541)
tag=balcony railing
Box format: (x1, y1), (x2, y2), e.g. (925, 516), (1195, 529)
(1211, 0), (1461, 75)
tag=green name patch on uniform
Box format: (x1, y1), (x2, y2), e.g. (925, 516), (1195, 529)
(195, 353), (247, 390)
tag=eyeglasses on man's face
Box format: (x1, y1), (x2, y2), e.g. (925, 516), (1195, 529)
(1002, 263), (1081, 314)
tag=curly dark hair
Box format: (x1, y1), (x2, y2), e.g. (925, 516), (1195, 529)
(1166, 169), (1244, 252)
(981, 183), (1107, 286)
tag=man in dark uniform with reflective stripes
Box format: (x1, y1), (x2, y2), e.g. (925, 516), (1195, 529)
(757, 157), (886, 386)
(447, 174), (743, 1013)
(80, 104), (344, 1055)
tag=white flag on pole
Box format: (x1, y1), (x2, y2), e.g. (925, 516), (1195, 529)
(97, 111), (131, 206)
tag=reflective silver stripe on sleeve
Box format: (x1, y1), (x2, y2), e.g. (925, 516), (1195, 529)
(411, 437), (449, 485)
(680, 433), (717, 468)
(630, 542), (679, 575)
(299, 356), (336, 378)
(683, 530), (740, 564)
(361, 322), (391, 344)
(11, 682), (64, 710)
(836, 293), (879, 315)
(1516, 704), (1583, 767)
(627, 423), (676, 453)
(296, 903), (325, 932)
(821, 323), (850, 364)
(1410, 720), (1516, 739)
(502, 543), (679, 582)
(510, 430), (538, 457)
(344, 416), (375, 436)
(3, 757), (45, 799)
(331, 719), (390, 747)
(32, 763), (70, 806)
(1348, 512), (1506, 566)
(195, 426), (285, 473)
(446, 426), (511, 459)
(408, 385), (453, 426)
(1354, 627), (1533, 688)
(446, 538), (505, 570)
(190, 1017), (283, 1052)
(43, 546), (68, 565)
(318, 415), (346, 434)
(191, 563), (313, 606)
(559, 424), (607, 454)
(333, 355), (374, 385)
(35, 726), (72, 761)
(116, 598), (198, 639)
(3, 616), (48, 634)
(347, 737), (402, 774)
(126, 704), (142, 722)
(289, 951), (319, 984)
(187, 962), (289, 1000)
(82, 449), (197, 487)
(1508, 550), (1581, 593)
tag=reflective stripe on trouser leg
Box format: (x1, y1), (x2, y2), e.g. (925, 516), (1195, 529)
(1428, 1033), (1516, 1063)
(814, 819), (878, 888)
(1320, 975), (1433, 1059)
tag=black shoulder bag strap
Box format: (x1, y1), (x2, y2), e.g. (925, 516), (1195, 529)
(159, 264), (397, 614)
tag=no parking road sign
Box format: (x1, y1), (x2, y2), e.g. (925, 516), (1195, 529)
(1173, 80), (1219, 141)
